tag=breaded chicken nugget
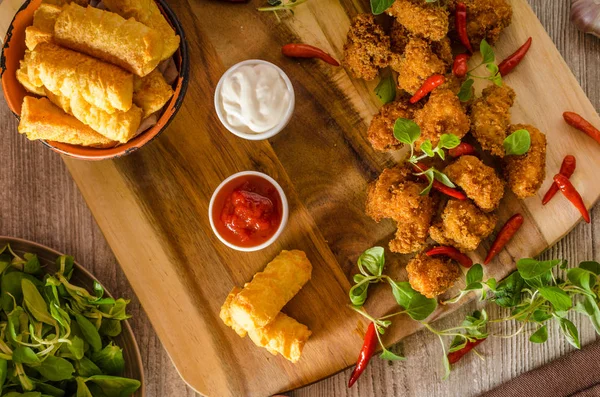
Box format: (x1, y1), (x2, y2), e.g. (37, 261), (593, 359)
(406, 252), (461, 298)
(504, 124), (547, 199)
(444, 155), (505, 212)
(470, 84), (516, 157)
(413, 88), (470, 149)
(367, 96), (419, 152)
(387, 0), (449, 41)
(343, 14), (391, 81)
(366, 165), (437, 254)
(390, 20), (410, 54)
(392, 37), (450, 95)
(429, 199), (498, 252)
(464, 0), (512, 46)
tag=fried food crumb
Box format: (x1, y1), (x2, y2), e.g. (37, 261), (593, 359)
(365, 165), (437, 254)
(429, 199), (498, 252)
(444, 155), (505, 212)
(343, 14), (391, 81)
(390, 20), (410, 54)
(367, 96), (419, 152)
(406, 252), (461, 298)
(504, 124), (547, 199)
(413, 88), (470, 149)
(387, 0), (449, 41)
(469, 84), (516, 157)
(464, 0), (513, 46)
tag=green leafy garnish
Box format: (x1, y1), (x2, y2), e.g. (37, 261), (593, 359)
(370, 0), (395, 14)
(458, 39), (504, 102)
(374, 69), (397, 104)
(258, 0), (309, 21)
(503, 129), (531, 155)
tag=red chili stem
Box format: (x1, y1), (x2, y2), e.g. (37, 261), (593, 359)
(554, 174), (590, 223)
(447, 338), (486, 365)
(483, 214), (524, 265)
(563, 111), (600, 145)
(426, 246), (473, 268)
(409, 74), (445, 104)
(452, 54), (470, 78)
(542, 155), (576, 205)
(281, 43), (340, 66)
(412, 163), (467, 200)
(455, 3), (473, 53)
(498, 37), (532, 76)
(348, 322), (378, 388)
(448, 142), (476, 157)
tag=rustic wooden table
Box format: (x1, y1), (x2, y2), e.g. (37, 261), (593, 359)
(0, 0), (598, 396)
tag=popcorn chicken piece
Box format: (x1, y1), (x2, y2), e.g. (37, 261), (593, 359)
(387, 0), (449, 41)
(504, 124), (547, 199)
(367, 96), (419, 152)
(406, 252), (461, 298)
(343, 14), (391, 81)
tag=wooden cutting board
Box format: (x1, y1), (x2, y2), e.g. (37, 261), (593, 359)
(3, 0), (599, 395)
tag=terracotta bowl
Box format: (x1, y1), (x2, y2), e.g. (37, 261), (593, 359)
(0, 236), (145, 396)
(0, 0), (189, 160)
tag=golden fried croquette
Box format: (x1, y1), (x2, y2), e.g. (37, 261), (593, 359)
(406, 252), (461, 298)
(504, 124), (547, 199)
(390, 20), (410, 54)
(444, 155), (505, 212)
(413, 88), (470, 149)
(464, 0), (513, 46)
(429, 199), (498, 252)
(366, 165), (437, 254)
(367, 97), (419, 152)
(470, 84), (516, 157)
(387, 0), (449, 41)
(392, 37), (450, 95)
(343, 14), (391, 80)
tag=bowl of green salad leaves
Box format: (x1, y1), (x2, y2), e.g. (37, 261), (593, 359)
(0, 237), (144, 397)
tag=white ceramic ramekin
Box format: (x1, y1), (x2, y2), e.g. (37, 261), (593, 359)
(208, 171), (289, 252)
(214, 60), (295, 141)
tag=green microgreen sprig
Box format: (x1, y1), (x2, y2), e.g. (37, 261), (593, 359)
(458, 39), (503, 102)
(258, 0), (309, 22)
(374, 68), (396, 104)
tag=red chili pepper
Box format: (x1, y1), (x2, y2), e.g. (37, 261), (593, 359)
(554, 174), (590, 223)
(426, 246), (473, 268)
(447, 338), (486, 365)
(281, 43), (340, 66)
(409, 74), (445, 104)
(483, 214), (524, 265)
(542, 155), (576, 205)
(498, 37), (532, 76)
(563, 111), (600, 146)
(455, 3), (473, 53)
(412, 163), (467, 200)
(452, 54), (470, 78)
(448, 142), (476, 157)
(348, 322), (378, 388)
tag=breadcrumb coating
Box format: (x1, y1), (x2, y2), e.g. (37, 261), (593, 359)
(367, 96), (419, 152)
(464, 0), (513, 46)
(387, 0), (449, 41)
(429, 199), (498, 252)
(444, 155), (505, 212)
(413, 88), (470, 149)
(406, 252), (461, 298)
(390, 20), (410, 54)
(343, 14), (391, 80)
(504, 124), (547, 199)
(470, 84), (516, 157)
(365, 166), (437, 254)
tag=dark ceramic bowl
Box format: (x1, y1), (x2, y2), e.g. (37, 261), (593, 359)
(0, 0), (189, 160)
(0, 236), (145, 396)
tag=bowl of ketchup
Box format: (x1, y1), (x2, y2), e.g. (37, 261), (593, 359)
(209, 171), (289, 252)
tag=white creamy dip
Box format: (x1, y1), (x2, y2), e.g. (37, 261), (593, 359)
(219, 63), (291, 134)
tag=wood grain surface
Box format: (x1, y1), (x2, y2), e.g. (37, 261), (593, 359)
(0, 0), (599, 396)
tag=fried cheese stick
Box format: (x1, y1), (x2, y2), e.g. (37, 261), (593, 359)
(26, 43), (134, 114)
(102, 0), (180, 60)
(18, 97), (114, 147)
(229, 250), (312, 330)
(133, 69), (174, 118)
(24, 3), (61, 51)
(16, 56), (46, 96)
(54, 4), (163, 77)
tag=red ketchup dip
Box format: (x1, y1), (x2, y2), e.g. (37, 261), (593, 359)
(211, 174), (283, 248)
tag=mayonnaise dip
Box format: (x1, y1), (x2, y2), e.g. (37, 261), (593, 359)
(219, 63), (292, 134)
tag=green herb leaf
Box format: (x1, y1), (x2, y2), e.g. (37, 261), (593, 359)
(393, 118), (421, 145)
(524, 271), (553, 289)
(1, 271), (42, 312)
(84, 375), (141, 397)
(567, 268), (597, 292)
(23, 253), (42, 275)
(532, 310), (552, 323)
(433, 170), (456, 188)
(579, 261), (600, 275)
(576, 297), (600, 335)
(466, 264), (484, 285)
(22, 279), (56, 326)
(493, 271), (524, 307)
(380, 348), (406, 361)
(38, 356), (75, 381)
(374, 70), (396, 104)
(517, 258), (561, 280)
(35, 382), (66, 397)
(92, 343), (125, 375)
(504, 129), (531, 156)
(557, 317), (580, 349)
(388, 280), (437, 320)
(76, 357), (103, 378)
(75, 314), (102, 353)
(480, 39), (495, 64)
(349, 279), (370, 307)
(539, 287), (572, 312)
(68, 336), (86, 360)
(420, 140), (435, 157)
(76, 377), (94, 397)
(12, 347), (41, 366)
(458, 79), (474, 102)
(370, 0), (395, 14)
(357, 247), (385, 277)
(438, 134), (461, 150)
(529, 325), (548, 343)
